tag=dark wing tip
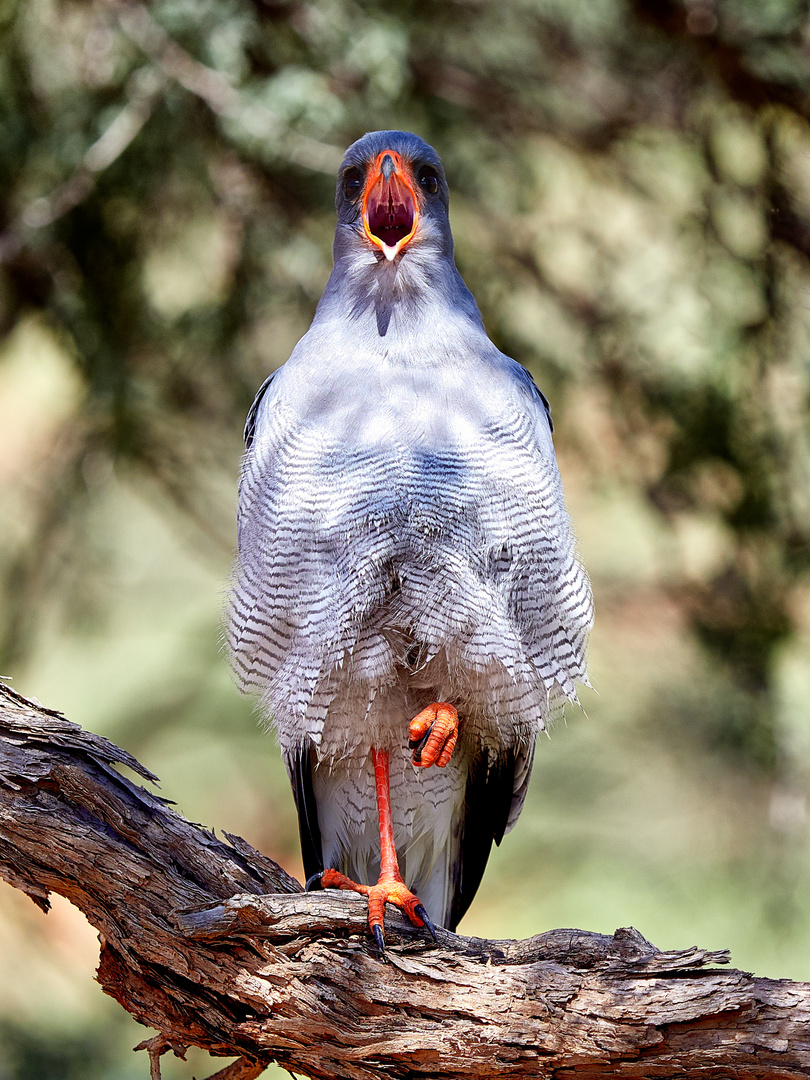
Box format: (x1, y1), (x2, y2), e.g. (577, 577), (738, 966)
(288, 744), (324, 883)
(448, 749), (517, 931)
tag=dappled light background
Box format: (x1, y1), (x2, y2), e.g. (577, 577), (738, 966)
(2, 0), (810, 1076)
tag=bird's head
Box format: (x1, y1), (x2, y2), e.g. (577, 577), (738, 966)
(334, 131), (452, 265)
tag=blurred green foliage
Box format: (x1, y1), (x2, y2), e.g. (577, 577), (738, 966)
(1, 0), (810, 1076)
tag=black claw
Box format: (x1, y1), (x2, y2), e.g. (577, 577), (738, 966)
(408, 726), (433, 763)
(414, 904), (438, 941)
(305, 871), (325, 892)
(372, 923), (386, 956)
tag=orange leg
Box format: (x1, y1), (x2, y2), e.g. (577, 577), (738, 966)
(408, 702), (459, 768)
(307, 748), (437, 953)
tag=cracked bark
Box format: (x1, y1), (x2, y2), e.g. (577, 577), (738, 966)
(0, 683), (808, 1080)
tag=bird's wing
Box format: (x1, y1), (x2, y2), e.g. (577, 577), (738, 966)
(243, 370), (279, 450)
(287, 744), (324, 881)
(503, 354), (593, 706)
(442, 355), (587, 928)
(449, 746), (525, 931)
(241, 369), (326, 877)
(520, 365), (554, 433)
(506, 739), (537, 832)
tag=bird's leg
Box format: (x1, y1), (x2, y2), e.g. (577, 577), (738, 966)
(309, 749), (437, 951)
(408, 702), (459, 768)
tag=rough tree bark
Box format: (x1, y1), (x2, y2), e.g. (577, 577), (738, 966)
(0, 683), (808, 1080)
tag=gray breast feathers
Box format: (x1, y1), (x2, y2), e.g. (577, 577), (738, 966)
(227, 363), (593, 763)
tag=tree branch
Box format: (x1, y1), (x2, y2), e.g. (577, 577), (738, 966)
(0, 2), (341, 268)
(0, 682), (808, 1079)
(110, 1), (342, 174)
(0, 66), (167, 266)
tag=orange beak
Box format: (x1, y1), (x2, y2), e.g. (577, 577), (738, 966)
(362, 150), (419, 261)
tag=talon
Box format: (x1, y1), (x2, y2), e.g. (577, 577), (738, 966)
(316, 863), (430, 945)
(305, 871), (325, 892)
(408, 703), (459, 768)
(408, 729), (431, 763)
(372, 923), (386, 955)
(414, 903), (438, 941)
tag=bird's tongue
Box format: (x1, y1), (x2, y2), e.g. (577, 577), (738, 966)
(363, 170), (418, 261)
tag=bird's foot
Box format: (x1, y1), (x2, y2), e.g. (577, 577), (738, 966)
(307, 868), (437, 953)
(408, 702), (458, 768)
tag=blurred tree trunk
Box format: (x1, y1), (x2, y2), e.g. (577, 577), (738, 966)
(0, 683), (808, 1080)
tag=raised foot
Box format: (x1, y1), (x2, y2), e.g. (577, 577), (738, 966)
(307, 868), (437, 952)
(408, 702), (459, 768)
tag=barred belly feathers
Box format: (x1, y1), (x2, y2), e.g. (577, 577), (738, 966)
(228, 131), (593, 939)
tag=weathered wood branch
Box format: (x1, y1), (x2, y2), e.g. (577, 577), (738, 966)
(0, 683), (808, 1079)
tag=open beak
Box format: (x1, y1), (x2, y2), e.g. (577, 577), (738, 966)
(362, 150), (419, 261)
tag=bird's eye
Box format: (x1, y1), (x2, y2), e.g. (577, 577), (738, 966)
(343, 168), (364, 199)
(417, 166), (439, 195)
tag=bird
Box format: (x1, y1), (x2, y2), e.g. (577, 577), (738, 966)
(228, 130), (593, 950)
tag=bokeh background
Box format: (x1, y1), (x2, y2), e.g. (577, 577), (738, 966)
(1, 0), (810, 1076)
